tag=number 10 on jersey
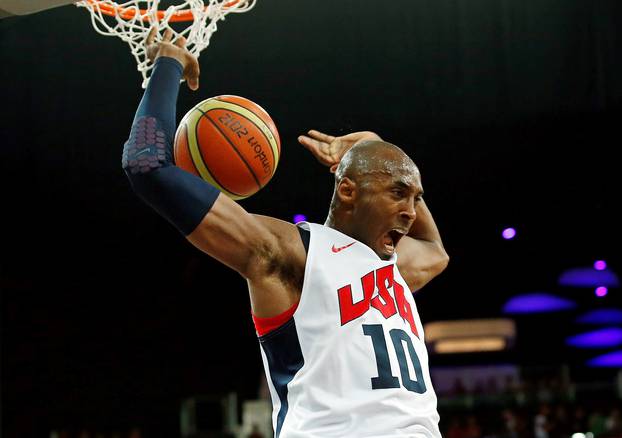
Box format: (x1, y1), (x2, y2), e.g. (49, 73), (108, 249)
(363, 324), (427, 394)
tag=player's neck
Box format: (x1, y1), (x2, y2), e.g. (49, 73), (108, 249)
(324, 212), (336, 229)
(325, 211), (354, 238)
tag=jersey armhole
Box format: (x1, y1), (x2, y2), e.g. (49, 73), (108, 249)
(252, 301), (299, 337)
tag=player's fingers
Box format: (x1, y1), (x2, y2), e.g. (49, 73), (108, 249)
(188, 78), (199, 91)
(307, 130), (335, 143)
(298, 135), (324, 150)
(175, 36), (187, 49)
(163, 28), (173, 42)
(187, 62), (200, 91)
(146, 27), (158, 45)
(298, 136), (335, 166)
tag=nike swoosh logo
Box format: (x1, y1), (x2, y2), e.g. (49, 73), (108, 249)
(136, 148), (151, 156)
(331, 242), (356, 253)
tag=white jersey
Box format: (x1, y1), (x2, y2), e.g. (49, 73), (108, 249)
(258, 222), (441, 438)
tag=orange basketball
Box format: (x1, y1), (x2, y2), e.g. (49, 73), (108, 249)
(174, 95), (281, 200)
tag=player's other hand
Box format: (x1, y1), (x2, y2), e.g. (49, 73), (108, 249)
(298, 130), (382, 173)
(146, 27), (200, 91)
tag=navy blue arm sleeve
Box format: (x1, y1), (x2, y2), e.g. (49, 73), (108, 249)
(122, 57), (220, 236)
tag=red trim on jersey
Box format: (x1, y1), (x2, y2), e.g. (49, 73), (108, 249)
(252, 301), (299, 336)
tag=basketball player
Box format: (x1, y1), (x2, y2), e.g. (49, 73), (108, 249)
(123, 28), (449, 437)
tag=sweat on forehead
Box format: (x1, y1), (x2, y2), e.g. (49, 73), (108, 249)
(336, 140), (418, 180)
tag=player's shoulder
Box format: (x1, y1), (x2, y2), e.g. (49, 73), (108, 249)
(251, 214), (298, 234)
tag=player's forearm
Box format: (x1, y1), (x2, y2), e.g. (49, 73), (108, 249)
(123, 56), (181, 169)
(122, 57), (220, 235)
(408, 199), (445, 249)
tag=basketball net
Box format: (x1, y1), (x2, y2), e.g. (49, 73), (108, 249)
(76, 0), (256, 87)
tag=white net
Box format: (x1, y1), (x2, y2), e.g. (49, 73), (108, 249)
(75, 0), (256, 87)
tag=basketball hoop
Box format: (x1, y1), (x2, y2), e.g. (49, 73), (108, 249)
(76, 0), (256, 87)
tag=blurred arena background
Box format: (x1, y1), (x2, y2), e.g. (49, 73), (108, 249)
(1, 0), (621, 437)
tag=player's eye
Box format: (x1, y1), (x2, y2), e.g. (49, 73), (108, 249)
(391, 189), (404, 197)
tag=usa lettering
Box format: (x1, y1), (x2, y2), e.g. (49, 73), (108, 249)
(337, 265), (419, 338)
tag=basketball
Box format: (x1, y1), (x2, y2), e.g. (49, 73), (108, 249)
(174, 95), (281, 200)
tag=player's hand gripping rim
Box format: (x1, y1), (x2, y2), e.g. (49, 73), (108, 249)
(145, 27), (200, 91)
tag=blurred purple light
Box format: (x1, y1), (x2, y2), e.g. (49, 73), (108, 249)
(587, 350), (622, 367)
(595, 287), (608, 297)
(502, 228), (516, 239)
(558, 267), (620, 287)
(566, 327), (622, 348)
(503, 293), (576, 314)
(293, 214), (307, 223)
(576, 308), (622, 325)
(594, 260), (607, 271)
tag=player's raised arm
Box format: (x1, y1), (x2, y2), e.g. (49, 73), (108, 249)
(122, 28), (303, 291)
(395, 197), (449, 292)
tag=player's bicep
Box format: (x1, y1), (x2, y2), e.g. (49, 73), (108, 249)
(186, 194), (278, 278)
(396, 237), (449, 292)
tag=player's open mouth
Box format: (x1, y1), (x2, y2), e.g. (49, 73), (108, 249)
(383, 229), (406, 253)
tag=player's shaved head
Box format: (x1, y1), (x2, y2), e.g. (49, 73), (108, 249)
(335, 140), (419, 187)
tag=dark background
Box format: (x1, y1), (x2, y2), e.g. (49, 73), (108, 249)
(1, 0), (621, 436)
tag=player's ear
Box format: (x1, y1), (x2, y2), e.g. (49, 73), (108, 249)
(336, 177), (356, 205)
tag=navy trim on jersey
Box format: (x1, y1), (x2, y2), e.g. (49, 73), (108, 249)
(297, 225), (310, 254)
(259, 317), (305, 437)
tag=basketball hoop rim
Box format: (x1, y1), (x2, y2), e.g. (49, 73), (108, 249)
(83, 0), (243, 22)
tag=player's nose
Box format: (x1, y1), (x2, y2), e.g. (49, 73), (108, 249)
(400, 199), (416, 222)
